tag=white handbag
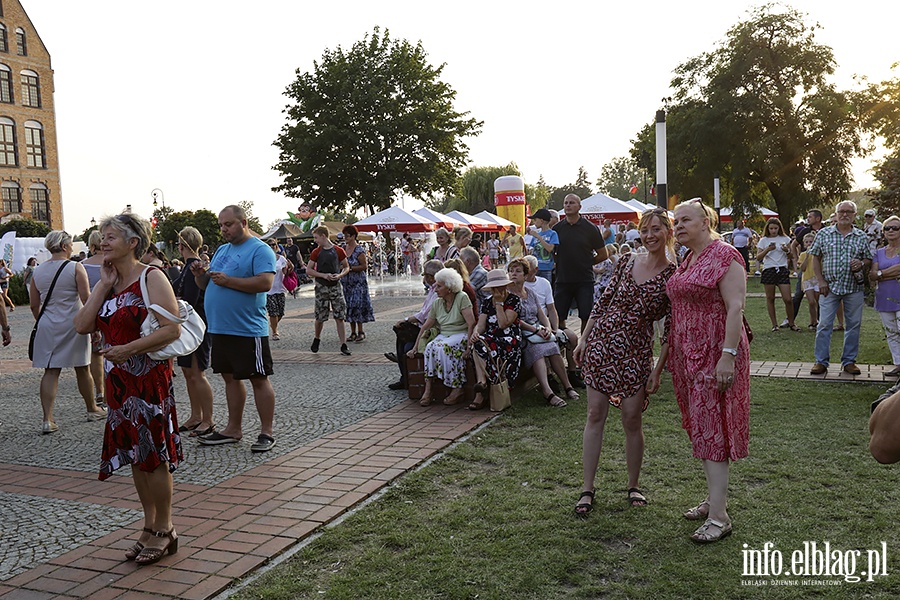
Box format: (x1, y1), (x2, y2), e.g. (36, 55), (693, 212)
(139, 267), (206, 361)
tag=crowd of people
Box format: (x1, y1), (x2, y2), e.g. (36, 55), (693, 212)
(2, 193), (898, 564)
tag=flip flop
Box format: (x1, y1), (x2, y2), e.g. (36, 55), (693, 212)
(198, 432), (240, 446)
(251, 434), (276, 453)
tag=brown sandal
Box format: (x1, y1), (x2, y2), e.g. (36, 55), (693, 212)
(134, 528), (178, 565)
(124, 528), (153, 561)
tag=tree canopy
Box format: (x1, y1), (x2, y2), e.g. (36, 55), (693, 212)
(549, 166), (593, 209)
(631, 4), (861, 222)
(157, 210), (222, 252)
(273, 27), (482, 215)
(0, 218), (50, 238)
(596, 156), (652, 202)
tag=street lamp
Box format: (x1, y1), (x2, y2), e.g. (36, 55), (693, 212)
(90, 217), (96, 228)
(151, 188), (165, 209)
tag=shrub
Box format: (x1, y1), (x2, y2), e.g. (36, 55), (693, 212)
(8, 273), (28, 306)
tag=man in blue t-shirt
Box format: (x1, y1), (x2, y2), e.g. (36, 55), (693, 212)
(527, 208), (559, 283)
(192, 205), (278, 453)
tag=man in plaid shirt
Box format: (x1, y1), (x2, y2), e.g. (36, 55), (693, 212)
(808, 201), (872, 375)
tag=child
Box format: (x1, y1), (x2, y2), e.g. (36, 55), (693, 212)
(797, 232), (819, 329)
(306, 226), (352, 355)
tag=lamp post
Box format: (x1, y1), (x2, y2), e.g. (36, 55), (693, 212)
(90, 217), (96, 228)
(151, 188), (165, 209)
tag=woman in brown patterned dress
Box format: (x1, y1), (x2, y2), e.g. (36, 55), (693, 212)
(572, 209), (676, 515)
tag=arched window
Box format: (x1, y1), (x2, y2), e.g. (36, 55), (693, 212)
(25, 120), (44, 168)
(0, 64), (11, 103)
(15, 28), (25, 56)
(30, 183), (49, 223)
(0, 116), (15, 165)
(0, 24), (7, 53)
(1, 181), (21, 213)
(21, 69), (39, 107)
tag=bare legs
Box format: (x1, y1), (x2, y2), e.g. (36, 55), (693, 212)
(579, 388), (646, 506)
(313, 319), (347, 345)
(702, 459), (731, 524)
(181, 354), (214, 431)
(269, 314), (282, 338)
(40, 366), (101, 424)
(131, 463), (175, 553)
(218, 373), (275, 439)
(764, 283), (796, 328)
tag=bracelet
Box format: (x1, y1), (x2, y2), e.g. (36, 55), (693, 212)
(722, 347), (738, 357)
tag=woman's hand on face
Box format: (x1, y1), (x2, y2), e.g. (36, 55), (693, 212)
(99, 261), (118, 286)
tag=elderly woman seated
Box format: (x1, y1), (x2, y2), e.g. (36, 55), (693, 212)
(407, 267), (476, 406)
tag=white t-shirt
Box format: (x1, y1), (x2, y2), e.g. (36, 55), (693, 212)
(625, 228), (641, 243)
(268, 255), (288, 295)
(757, 235), (791, 269)
(525, 276), (554, 314)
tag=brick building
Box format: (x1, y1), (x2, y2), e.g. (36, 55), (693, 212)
(0, 0), (61, 230)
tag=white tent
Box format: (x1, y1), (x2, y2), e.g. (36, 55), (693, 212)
(719, 206), (779, 223)
(579, 193), (642, 224)
(354, 206), (439, 233)
(445, 210), (501, 233)
(412, 207), (465, 231)
(473, 210), (517, 228)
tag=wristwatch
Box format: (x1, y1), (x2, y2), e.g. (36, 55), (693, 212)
(722, 347), (738, 357)
(877, 270), (883, 280)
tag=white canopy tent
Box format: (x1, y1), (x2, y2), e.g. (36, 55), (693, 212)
(579, 193), (643, 224)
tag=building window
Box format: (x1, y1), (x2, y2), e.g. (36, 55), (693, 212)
(0, 24), (6, 53)
(30, 184), (49, 223)
(1, 181), (21, 213)
(0, 64), (11, 103)
(0, 116), (14, 165)
(15, 28), (24, 56)
(21, 70), (39, 107)
(25, 120), (43, 168)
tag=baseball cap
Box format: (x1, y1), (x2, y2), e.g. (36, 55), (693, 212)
(531, 208), (553, 222)
(865, 209), (876, 217)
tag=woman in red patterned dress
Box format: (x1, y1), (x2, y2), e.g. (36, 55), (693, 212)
(75, 213), (184, 565)
(573, 209), (675, 515)
(666, 199), (750, 543)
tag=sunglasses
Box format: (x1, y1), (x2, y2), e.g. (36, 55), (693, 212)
(884, 226), (900, 231)
(643, 207), (668, 215)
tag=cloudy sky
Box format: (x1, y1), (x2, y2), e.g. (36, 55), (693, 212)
(21, 0), (898, 232)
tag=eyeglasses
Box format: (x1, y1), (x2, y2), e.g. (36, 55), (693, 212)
(884, 226), (900, 231)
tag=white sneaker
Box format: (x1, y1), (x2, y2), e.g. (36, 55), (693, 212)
(779, 319), (789, 328)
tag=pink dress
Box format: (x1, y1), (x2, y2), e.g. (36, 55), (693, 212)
(666, 240), (750, 462)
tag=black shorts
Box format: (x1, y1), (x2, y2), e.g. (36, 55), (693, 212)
(210, 334), (274, 379)
(553, 281), (594, 323)
(176, 331), (211, 370)
(761, 266), (790, 286)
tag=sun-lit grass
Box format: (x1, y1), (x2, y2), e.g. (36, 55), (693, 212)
(233, 335), (898, 600)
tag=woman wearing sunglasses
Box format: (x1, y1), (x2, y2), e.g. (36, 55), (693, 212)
(870, 216), (900, 377)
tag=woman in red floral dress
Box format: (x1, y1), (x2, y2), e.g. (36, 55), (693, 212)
(666, 199), (750, 543)
(573, 209), (675, 515)
(75, 213), (183, 565)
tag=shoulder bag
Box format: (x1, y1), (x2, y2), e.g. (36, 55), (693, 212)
(28, 261), (70, 361)
(139, 267), (206, 361)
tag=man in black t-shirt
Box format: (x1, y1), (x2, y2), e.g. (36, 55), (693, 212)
(283, 238), (301, 269)
(552, 194), (608, 332)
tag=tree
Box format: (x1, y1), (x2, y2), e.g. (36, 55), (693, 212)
(273, 27), (482, 215)
(596, 156), (652, 201)
(447, 162), (521, 214)
(238, 200), (264, 234)
(526, 175), (550, 211)
(157, 210), (222, 252)
(0, 217), (50, 238)
(631, 5), (861, 222)
(548, 166), (593, 209)
(871, 151), (900, 215)
(150, 205), (175, 242)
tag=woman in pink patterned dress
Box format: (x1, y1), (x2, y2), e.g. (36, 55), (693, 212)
(666, 199), (750, 543)
(573, 209), (675, 515)
(75, 213), (183, 565)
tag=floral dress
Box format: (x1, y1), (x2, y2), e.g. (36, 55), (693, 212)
(95, 276), (182, 480)
(423, 292), (472, 388)
(472, 293), (522, 384)
(582, 257), (674, 411)
(341, 245), (375, 324)
(666, 240), (750, 462)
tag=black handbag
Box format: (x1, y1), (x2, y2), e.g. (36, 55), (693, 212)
(28, 261), (70, 361)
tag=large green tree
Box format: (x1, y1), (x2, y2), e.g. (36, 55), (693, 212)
(447, 162), (522, 214)
(157, 210), (222, 252)
(548, 166), (593, 209)
(273, 27), (482, 215)
(596, 156), (652, 202)
(631, 4), (861, 222)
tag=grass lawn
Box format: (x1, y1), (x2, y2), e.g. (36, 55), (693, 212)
(743, 278), (891, 366)
(234, 295), (899, 600)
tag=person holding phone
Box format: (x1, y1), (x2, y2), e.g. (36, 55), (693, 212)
(756, 217), (799, 332)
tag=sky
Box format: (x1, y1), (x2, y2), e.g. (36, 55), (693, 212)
(20, 0), (900, 234)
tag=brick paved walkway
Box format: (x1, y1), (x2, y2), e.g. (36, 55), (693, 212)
(0, 276), (893, 600)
